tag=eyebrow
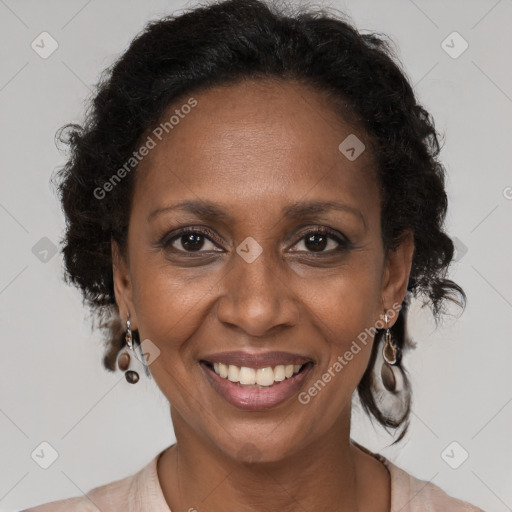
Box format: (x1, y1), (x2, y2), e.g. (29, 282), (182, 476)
(148, 199), (366, 228)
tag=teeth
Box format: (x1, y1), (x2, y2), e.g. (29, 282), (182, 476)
(273, 365), (285, 381)
(256, 367), (274, 386)
(218, 362), (229, 378)
(239, 367), (256, 385)
(228, 364), (240, 382)
(210, 362), (305, 386)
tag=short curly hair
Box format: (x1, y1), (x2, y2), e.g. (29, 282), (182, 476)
(53, 0), (466, 442)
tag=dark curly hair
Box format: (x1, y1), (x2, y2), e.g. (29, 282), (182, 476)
(53, 0), (466, 442)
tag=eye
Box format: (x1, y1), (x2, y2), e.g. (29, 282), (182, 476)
(162, 228), (223, 253)
(290, 228), (349, 254)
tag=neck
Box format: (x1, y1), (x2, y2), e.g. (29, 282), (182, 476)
(157, 408), (372, 512)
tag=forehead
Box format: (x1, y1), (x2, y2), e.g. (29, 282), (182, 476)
(133, 79), (379, 220)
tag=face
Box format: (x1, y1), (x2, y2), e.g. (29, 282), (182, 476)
(113, 79), (413, 462)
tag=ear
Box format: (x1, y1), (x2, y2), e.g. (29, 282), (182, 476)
(112, 239), (137, 329)
(379, 230), (414, 327)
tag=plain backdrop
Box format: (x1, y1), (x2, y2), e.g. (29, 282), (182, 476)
(1, 0), (511, 510)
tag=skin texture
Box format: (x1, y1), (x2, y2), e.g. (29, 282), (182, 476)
(112, 79), (414, 512)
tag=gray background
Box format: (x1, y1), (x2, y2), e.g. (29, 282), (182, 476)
(1, 0), (511, 510)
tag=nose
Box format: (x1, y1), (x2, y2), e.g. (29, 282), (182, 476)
(216, 249), (300, 338)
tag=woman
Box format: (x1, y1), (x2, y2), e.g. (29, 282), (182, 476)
(25, 0), (484, 510)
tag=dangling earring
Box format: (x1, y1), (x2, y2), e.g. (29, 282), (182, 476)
(370, 311), (410, 422)
(117, 313), (139, 384)
(381, 313), (399, 391)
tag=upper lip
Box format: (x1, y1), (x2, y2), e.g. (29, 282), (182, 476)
(200, 351), (313, 368)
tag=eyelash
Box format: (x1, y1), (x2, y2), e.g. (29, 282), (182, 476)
(159, 226), (351, 255)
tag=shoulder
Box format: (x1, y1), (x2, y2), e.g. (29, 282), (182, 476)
(23, 451), (166, 512)
(352, 440), (485, 512)
(21, 476), (130, 512)
(21, 495), (101, 512)
(384, 457), (486, 512)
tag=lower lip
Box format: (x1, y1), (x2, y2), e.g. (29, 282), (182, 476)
(200, 362), (313, 411)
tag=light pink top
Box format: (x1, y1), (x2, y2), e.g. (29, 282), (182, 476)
(23, 443), (485, 511)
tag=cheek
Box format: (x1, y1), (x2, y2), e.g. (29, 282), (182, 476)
(129, 265), (217, 408)
(129, 256), (227, 386)
(133, 267), (215, 338)
(304, 256), (383, 334)
(292, 287), (379, 437)
(302, 258), (382, 380)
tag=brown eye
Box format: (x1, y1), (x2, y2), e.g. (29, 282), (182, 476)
(304, 232), (329, 252)
(291, 229), (349, 254)
(162, 228), (223, 253)
(179, 232), (206, 251)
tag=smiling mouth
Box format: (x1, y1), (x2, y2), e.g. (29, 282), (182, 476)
(200, 360), (313, 388)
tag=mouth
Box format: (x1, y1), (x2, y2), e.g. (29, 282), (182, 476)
(201, 360), (311, 386)
(199, 359), (314, 411)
